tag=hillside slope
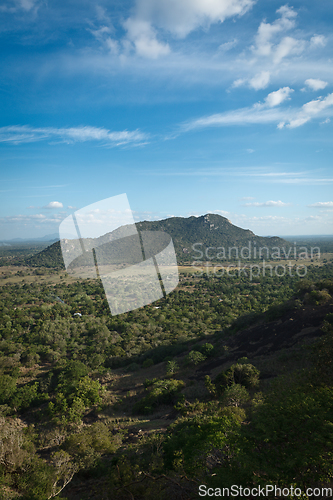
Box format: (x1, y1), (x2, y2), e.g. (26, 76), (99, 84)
(26, 213), (290, 268)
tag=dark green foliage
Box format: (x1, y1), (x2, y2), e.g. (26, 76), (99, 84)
(0, 374), (17, 403)
(133, 379), (185, 415)
(163, 411), (241, 475)
(219, 383), (333, 488)
(25, 240), (65, 269)
(62, 421), (121, 469)
(0, 254), (332, 498)
(200, 342), (215, 357)
(185, 350), (206, 366)
(166, 360), (179, 375)
(214, 362), (260, 393)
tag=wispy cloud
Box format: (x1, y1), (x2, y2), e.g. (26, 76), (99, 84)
(308, 201), (333, 208)
(244, 200), (289, 207)
(310, 35), (327, 48)
(182, 90), (333, 131)
(0, 0), (39, 13)
(0, 125), (149, 146)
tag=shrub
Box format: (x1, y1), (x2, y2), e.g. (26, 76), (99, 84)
(186, 350), (206, 366)
(214, 363), (260, 393)
(133, 379), (185, 415)
(166, 360), (179, 375)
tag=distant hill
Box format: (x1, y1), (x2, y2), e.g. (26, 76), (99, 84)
(25, 213), (291, 268)
(1, 233), (59, 244)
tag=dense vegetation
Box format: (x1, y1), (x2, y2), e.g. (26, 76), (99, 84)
(0, 239), (333, 499)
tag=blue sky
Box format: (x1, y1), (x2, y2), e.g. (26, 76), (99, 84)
(0, 0), (332, 239)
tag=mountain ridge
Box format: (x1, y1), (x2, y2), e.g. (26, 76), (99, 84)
(25, 213), (291, 268)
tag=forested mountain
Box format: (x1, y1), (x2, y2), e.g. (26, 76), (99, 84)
(26, 213), (290, 268)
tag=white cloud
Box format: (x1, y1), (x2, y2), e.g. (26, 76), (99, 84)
(264, 87), (293, 107)
(253, 5), (297, 57)
(214, 209), (230, 216)
(308, 202), (333, 208)
(232, 78), (246, 88)
(302, 93), (333, 114)
(273, 36), (305, 64)
(123, 18), (170, 58)
(218, 38), (238, 52)
(89, 26), (112, 42)
(184, 91), (333, 131)
(122, 0), (255, 58)
(44, 202), (63, 209)
(132, 0), (255, 39)
(249, 71), (270, 90)
(304, 78), (328, 91)
(252, 5), (305, 65)
(244, 200), (289, 207)
(0, 125), (149, 146)
(310, 35), (327, 47)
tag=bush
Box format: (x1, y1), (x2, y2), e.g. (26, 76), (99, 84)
(214, 363), (260, 393)
(186, 350), (206, 366)
(222, 384), (250, 407)
(63, 422), (121, 469)
(133, 379), (185, 415)
(166, 360), (179, 375)
(200, 343), (215, 357)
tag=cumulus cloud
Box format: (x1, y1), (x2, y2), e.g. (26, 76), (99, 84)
(264, 87), (293, 107)
(0, 125), (148, 146)
(304, 78), (328, 91)
(249, 71), (270, 90)
(124, 18), (170, 58)
(131, 0), (255, 38)
(244, 200), (289, 207)
(122, 0), (255, 57)
(252, 5), (305, 64)
(44, 202), (63, 209)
